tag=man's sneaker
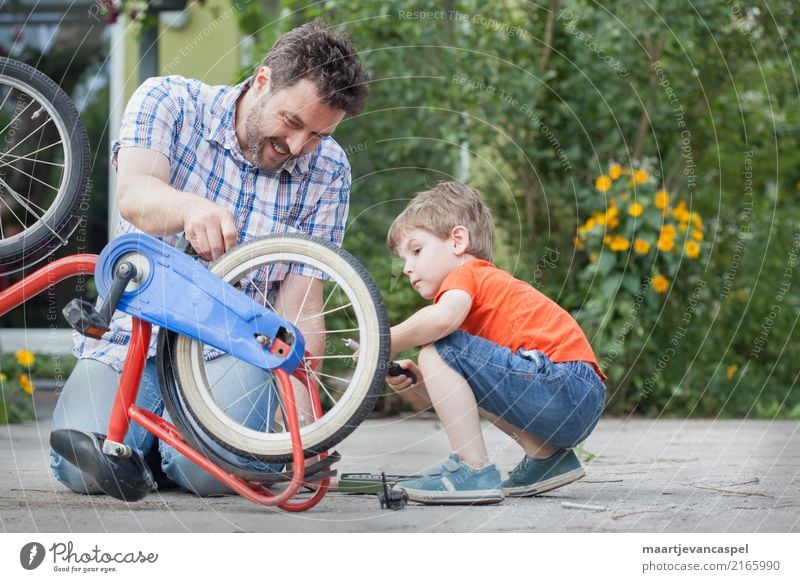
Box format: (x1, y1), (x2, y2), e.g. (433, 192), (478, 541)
(394, 453), (504, 505)
(502, 449), (585, 497)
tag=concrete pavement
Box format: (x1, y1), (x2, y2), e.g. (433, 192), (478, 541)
(1, 394), (798, 532)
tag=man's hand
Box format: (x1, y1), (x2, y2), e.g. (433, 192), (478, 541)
(183, 199), (237, 261)
(116, 147), (236, 261)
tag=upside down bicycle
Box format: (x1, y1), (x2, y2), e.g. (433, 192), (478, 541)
(0, 57), (391, 511)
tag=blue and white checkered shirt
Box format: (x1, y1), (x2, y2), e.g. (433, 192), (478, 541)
(74, 75), (351, 371)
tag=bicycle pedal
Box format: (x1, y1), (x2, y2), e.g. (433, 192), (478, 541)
(63, 298), (109, 339)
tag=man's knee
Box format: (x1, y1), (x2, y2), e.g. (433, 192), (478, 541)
(160, 450), (233, 497)
(49, 450), (104, 495)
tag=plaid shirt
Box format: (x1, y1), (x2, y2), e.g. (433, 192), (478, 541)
(74, 75), (351, 371)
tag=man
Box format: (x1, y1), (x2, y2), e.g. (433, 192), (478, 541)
(50, 21), (369, 495)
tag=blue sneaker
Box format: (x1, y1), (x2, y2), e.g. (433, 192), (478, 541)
(394, 453), (503, 505)
(502, 449), (585, 497)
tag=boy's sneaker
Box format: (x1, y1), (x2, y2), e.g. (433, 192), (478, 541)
(394, 453), (504, 505)
(502, 449), (585, 497)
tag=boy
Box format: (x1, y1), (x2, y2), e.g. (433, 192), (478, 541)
(386, 182), (606, 505)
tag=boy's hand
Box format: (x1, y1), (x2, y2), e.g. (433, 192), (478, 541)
(385, 359), (420, 392)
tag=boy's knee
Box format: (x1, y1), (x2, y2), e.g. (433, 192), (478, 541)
(49, 450), (104, 495)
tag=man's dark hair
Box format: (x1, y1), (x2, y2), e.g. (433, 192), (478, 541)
(259, 21), (369, 116)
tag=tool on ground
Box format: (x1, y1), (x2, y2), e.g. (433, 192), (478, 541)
(377, 472), (408, 510)
(342, 338), (418, 384)
(338, 472), (423, 494)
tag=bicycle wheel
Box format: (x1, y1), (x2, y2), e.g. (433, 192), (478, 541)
(0, 57), (89, 275)
(158, 234), (390, 463)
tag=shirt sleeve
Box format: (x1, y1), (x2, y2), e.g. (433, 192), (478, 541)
(435, 262), (478, 303)
(297, 161), (350, 247)
(111, 76), (183, 169)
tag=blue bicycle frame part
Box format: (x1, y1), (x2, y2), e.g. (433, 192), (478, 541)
(93, 233), (305, 373)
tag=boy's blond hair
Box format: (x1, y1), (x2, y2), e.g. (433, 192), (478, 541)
(387, 181), (496, 261)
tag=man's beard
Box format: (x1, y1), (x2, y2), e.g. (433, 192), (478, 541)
(244, 101), (296, 171)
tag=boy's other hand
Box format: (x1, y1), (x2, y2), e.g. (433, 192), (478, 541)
(385, 359), (420, 392)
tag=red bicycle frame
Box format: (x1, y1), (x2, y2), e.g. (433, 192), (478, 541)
(1, 256), (330, 511)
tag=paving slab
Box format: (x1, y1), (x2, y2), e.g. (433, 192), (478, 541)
(1, 399), (797, 533)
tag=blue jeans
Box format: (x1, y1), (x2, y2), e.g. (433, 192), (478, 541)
(50, 356), (281, 496)
(434, 330), (605, 449)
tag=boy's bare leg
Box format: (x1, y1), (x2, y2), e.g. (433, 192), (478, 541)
(480, 410), (558, 459)
(417, 345), (490, 468)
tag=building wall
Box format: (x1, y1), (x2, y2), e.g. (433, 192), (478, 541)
(123, 0), (242, 102)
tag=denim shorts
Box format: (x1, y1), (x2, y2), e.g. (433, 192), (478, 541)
(434, 330), (605, 449)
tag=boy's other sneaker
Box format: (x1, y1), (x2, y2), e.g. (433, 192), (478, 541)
(502, 449), (585, 497)
(394, 453), (503, 505)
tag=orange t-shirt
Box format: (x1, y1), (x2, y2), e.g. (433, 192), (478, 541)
(435, 259), (606, 381)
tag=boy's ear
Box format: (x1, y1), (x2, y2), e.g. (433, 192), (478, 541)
(450, 225), (470, 256)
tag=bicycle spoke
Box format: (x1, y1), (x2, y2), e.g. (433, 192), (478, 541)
(0, 191), (29, 233)
(0, 159), (61, 192)
(0, 115), (54, 161)
(296, 301), (353, 323)
(304, 354), (358, 361)
(0, 96), (34, 136)
(292, 277), (315, 327)
(303, 327), (359, 336)
(305, 367), (347, 406)
(242, 274), (276, 312)
(0, 142), (66, 169)
(0, 175), (67, 244)
(303, 365), (351, 386)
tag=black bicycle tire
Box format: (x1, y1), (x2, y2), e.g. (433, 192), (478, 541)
(158, 234), (391, 463)
(0, 57), (90, 275)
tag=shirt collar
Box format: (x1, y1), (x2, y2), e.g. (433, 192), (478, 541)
(204, 77), (314, 177)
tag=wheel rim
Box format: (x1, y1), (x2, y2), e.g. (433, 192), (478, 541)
(0, 72), (74, 245)
(173, 237), (386, 458)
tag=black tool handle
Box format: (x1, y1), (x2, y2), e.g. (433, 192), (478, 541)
(387, 361), (418, 384)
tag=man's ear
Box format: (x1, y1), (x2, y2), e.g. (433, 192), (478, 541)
(450, 225), (471, 256)
(253, 66), (272, 96)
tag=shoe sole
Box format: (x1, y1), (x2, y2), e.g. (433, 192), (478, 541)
(502, 467), (586, 497)
(397, 487), (504, 505)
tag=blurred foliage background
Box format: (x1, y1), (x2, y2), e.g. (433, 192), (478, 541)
(3, 0), (798, 419)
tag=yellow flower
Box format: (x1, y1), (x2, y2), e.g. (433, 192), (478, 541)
(15, 349), (35, 367)
(17, 374), (35, 395)
(573, 236), (585, 250)
(685, 240), (701, 259)
(691, 229), (704, 241)
(633, 238), (651, 255)
(609, 163), (622, 180)
(0, 372), (7, 382)
(689, 211), (703, 230)
(607, 216), (620, 229)
(654, 189), (669, 209)
(661, 224), (677, 237)
(595, 175), (612, 192)
(652, 274), (670, 293)
(726, 364), (738, 380)
(633, 169), (649, 184)
(578, 217), (598, 235)
(673, 201), (690, 223)
(606, 203), (619, 218)
(628, 202), (644, 217)
(657, 234), (675, 252)
(679, 222), (688, 232)
(604, 234), (614, 245)
(593, 211), (607, 227)
(608, 235), (630, 252)
(589, 252), (598, 263)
